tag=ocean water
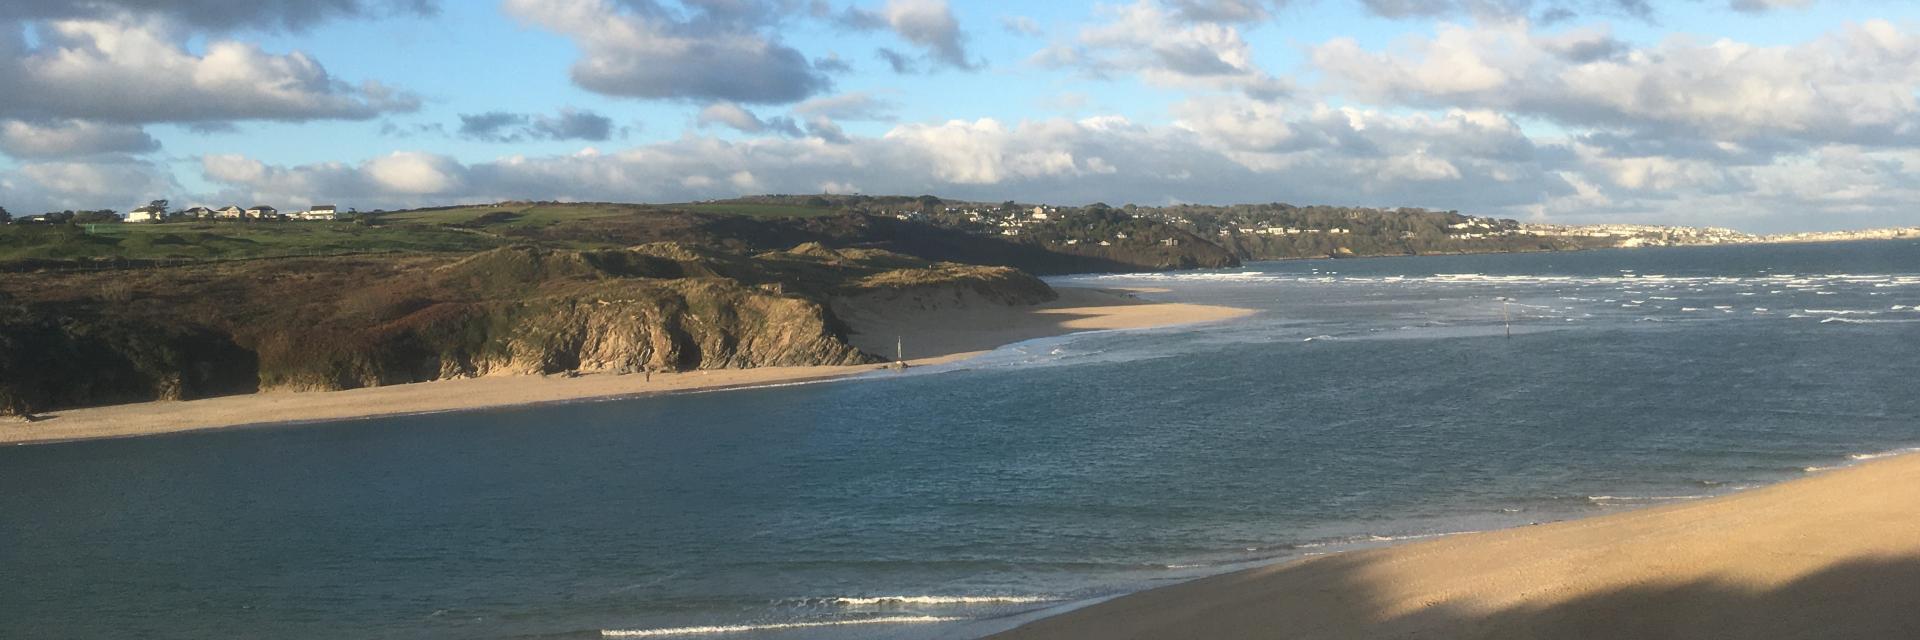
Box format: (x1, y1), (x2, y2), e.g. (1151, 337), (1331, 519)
(4, 240), (1920, 639)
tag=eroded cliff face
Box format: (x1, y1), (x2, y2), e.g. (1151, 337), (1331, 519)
(0, 244), (1055, 414)
(249, 277), (875, 392)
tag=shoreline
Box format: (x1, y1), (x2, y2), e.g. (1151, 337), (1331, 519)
(2, 286), (1255, 447)
(989, 450), (1920, 640)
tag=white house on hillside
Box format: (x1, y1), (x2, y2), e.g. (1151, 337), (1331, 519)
(298, 205), (339, 221)
(125, 204), (165, 223)
(245, 205), (278, 219)
(183, 206), (213, 219)
(216, 206), (246, 219)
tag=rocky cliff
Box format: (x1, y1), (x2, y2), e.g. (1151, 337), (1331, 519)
(0, 244), (1054, 415)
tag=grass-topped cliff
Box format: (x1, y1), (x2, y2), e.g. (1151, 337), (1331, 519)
(0, 243), (1052, 415)
(0, 200), (1238, 274)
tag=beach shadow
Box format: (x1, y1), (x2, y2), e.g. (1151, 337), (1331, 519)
(995, 553), (1920, 640)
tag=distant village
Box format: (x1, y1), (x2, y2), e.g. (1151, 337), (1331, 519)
(3, 200), (348, 224)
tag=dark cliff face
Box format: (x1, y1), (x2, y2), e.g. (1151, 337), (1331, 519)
(0, 311), (258, 416)
(0, 245), (1056, 415)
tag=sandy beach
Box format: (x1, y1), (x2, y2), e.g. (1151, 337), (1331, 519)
(994, 452), (1920, 640)
(2, 286), (1252, 446)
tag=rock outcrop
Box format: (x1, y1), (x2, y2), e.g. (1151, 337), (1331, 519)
(0, 244), (1056, 415)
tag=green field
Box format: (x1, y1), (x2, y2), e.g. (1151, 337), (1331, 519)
(0, 200), (852, 264)
(378, 203), (641, 227)
(675, 202), (838, 218)
(0, 221), (501, 262)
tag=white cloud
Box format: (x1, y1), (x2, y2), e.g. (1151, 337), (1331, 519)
(1313, 19), (1920, 147)
(365, 152), (466, 194)
(832, 0), (977, 71)
(0, 13), (417, 124)
(0, 157), (177, 212)
(697, 102), (805, 136)
(1728, 0), (1813, 13)
(503, 0), (829, 104)
(1000, 15), (1042, 36)
(1035, 1), (1291, 98)
(1165, 0), (1283, 23)
(0, 0), (438, 31)
(0, 119), (159, 158)
(188, 111), (1564, 215)
(793, 92), (897, 121)
(879, 0), (975, 69)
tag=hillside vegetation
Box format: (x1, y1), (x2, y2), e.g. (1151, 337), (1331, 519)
(0, 243), (1052, 415)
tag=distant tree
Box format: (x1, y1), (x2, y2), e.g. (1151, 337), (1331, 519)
(0, 206), (11, 224)
(70, 210), (119, 224)
(148, 199), (169, 212)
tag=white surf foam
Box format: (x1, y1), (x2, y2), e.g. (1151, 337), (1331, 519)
(603, 616), (964, 637)
(830, 595), (1056, 606)
(1849, 449), (1918, 461)
(1586, 494), (1709, 503)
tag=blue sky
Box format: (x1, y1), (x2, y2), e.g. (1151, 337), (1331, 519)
(3, 0), (1919, 232)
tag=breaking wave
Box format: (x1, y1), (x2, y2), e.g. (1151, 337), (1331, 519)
(602, 616), (964, 637)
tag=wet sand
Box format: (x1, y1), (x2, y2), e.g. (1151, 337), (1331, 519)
(993, 452), (1920, 640)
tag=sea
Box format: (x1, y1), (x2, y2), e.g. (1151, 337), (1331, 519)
(4, 240), (1919, 639)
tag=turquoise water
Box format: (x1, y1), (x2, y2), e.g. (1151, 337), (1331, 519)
(4, 241), (1919, 639)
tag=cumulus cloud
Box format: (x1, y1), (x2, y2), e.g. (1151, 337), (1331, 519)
(1166, 0), (1284, 23)
(503, 0), (829, 104)
(834, 0), (977, 71)
(1728, 0), (1813, 13)
(198, 150), (467, 204)
(694, 100), (859, 141)
(697, 102), (805, 136)
(1034, 1), (1291, 98)
(0, 93), (1894, 232)
(1001, 15), (1042, 36)
(0, 0), (437, 31)
(0, 119), (160, 158)
(1312, 19), (1920, 148)
(793, 92), (897, 121)
(456, 108), (615, 142)
(878, 0), (975, 69)
(0, 156), (178, 212)
(0, 13), (418, 125)
(1356, 0), (1652, 22)
(188, 112), (1576, 216)
(875, 47), (920, 73)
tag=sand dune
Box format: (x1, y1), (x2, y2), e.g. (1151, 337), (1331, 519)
(2, 287), (1251, 446)
(993, 453), (1920, 640)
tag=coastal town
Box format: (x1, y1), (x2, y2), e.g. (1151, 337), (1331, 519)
(2, 196), (1917, 258)
(4, 201), (344, 224)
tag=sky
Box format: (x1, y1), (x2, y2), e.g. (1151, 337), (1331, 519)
(1, 1), (1918, 232)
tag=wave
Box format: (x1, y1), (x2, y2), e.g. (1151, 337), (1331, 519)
(1083, 272), (1920, 292)
(1849, 448), (1919, 461)
(603, 616), (964, 637)
(1820, 317), (1920, 324)
(1586, 494), (1709, 503)
(1363, 531), (1475, 543)
(829, 595), (1056, 606)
